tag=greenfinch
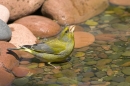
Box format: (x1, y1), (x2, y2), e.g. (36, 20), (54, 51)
(8, 25), (75, 68)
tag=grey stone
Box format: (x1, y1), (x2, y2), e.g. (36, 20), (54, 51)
(0, 19), (11, 41)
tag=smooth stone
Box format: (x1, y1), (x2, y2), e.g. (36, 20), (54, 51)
(12, 66), (29, 77)
(97, 59), (112, 66)
(0, 41), (19, 69)
(118, 82), (130, 86)
(74, 52), (85, 57)
(9, 23), (36, 47)
(74, 31), (95, 48)
(0, 19), (11, 41)
(0, 4), (10, 23)
(14, 15), (61, 38)
(0, 68), (15, 86)
(57, 77), (78, 84)
(111, 23), (130, 31)
(62, 69), (77, 78)
(82, 72), (94, 78)
(0, 0), (45, 20)
(13, 77), (29, 86)
(122, 67), (130, 75)
(112, 76), (125, 82)
(97, 52), (108, 59)
(125, 76), (130, 82)
(86, 61), (97, 65)
(95, 71), (107, 78)
(95, 34), (116, 41)
(122, 51), (130, 56)
(109, 0), (130, 6)
(42, 0), (109, 25)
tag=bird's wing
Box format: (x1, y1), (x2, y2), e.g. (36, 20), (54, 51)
(31, 39), (67, 54)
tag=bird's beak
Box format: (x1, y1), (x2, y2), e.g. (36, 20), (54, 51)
(69, 25), (75, 32)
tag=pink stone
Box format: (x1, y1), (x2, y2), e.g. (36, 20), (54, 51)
(74, 31), (95, 48)
(0, 68), (15, 86)
(0, 41), (19, 70)
(14, 15), (61, 38)
(0, 0), (45, 20)
(9, 23), (36, 48)
(0, 4), (10, 23)
(12, 66), (29, 77)
(41, 0), (109, 25)
(109, 0), (130, 5)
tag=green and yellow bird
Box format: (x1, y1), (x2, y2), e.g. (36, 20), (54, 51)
(8, 25), (75, 68)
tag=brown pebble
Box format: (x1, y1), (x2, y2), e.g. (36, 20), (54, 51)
(101, 45), (111, 50)
(95, 34), (116, 41)
(74, 31), (95, 48)
(38, 63), (45, 68)
(14, 15), (61, 38)
(12, 66), (29, 77)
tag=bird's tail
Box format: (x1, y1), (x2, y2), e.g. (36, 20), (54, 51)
(7, 45), (32, 51)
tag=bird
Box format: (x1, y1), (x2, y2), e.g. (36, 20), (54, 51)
(8, 25), (75, 68)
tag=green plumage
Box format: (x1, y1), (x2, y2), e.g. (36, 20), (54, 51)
(8, 25), (75, 68)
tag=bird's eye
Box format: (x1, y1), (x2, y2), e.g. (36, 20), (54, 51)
(65, 30), (69, 33)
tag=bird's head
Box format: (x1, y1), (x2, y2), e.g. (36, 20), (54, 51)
(58, 25), (75, 41)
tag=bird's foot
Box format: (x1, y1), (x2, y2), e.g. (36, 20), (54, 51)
(48, 62), (59, 69)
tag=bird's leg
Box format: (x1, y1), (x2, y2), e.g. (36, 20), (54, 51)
(48, 62), (58, 69)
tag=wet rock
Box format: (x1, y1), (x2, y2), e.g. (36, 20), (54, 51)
(85, 19), (98, 26)
(0, 0), (45, 20)
(14, 15), (61, 38)
(74, 25), (85, 32)
(38, 63), (45, 68)
(0, 4), (10, 23)
(0, 41), (19, 70)
(9, 23), (36, 47)
(12, 66), (29, 77)
(90, 81), (105, 85)
(95, 71), (107, 78)
(95, 34), (116, 41)
(74, 52), (85, 57)
(111, 23), (130, 31)
(0, 19), (11, 41)
(13, 77), (29, 86)
(97, 59), (112, 66)
(122, 51), (130, 56)
(112, 76), (125, 82)
(0, 68), (15, 86)
(57, 77), (78, 84)
(47, 84), (60, 86)
(82, 77), (90, 82)
(82, 72), (94, 78)
(30, 68), (44, 74)
(108, 53), (122, 60)
(125, 76), (130, 83)
(101, 45), (111, 50)
(74, 31), (95, 48)
(103, 76), (114, 81)
(107, 69), (114, 76)
(86, 61), (97, 65)
(42, 0), (109, 25)
(118, 82), (130, 86)
(122, 67), (130, 75)
(62, 69), (77, 78)
(54, 72), (63, 78)
(109, 0), (130, 6)
(97, 52), (108, 59)
(26, 63), (38, 69)
(61, 63), (72, 69)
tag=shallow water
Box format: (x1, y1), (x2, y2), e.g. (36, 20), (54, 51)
(12, 5), (130, 86)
